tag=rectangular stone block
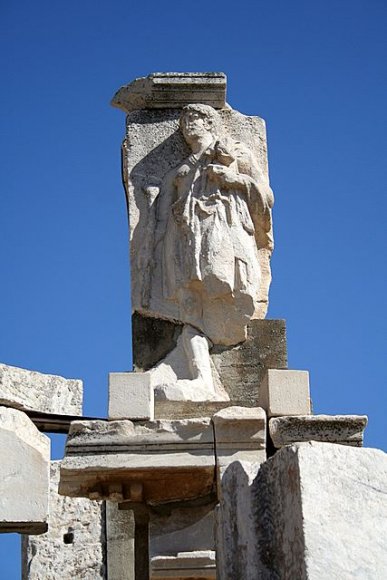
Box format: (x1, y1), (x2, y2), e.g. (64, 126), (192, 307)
(254, 442), (387, 578)
(259, 369), (311, 417)
(108, 372), (154, 420)
(22, 461), (106, 579)
(151, 551), (216, 579)
(106, 502), (134, 580)
(269, 414), (368, 448)
(0, 406), (50, 534)
(0, 362), (83, 416)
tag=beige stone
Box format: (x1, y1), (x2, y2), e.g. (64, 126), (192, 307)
(0, 406), (49, 534)
(22, 461), (105, 579)
(0, 362), (83, 416)
(151, 551), (216, 579)
(59, 418), (215, 504)
(108, 372), (154, 420)
(259, 369), (311, 417)
(253, 442), (387, 578)
(269, 414), (368, 448)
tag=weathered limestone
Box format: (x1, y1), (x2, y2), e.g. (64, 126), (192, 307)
(0, 406), (49, 534)
(106, 502), (135, 580)
(133, 316), (288, 415)
(213, 406), (267, 580)
(151, 551), (216, 579)
(59, 418), (215, 504)
(108, 372), (154, 420)
(0, 362), (83, 416)
(254, 442), (387, 578)
(259, 368), (311, 417)
(269, 414), (368, 448)
(213, 406), (266, 495)
(112, 72), (227, 113)
(115, 72), (275, 402)
(22, 461), (105, 579)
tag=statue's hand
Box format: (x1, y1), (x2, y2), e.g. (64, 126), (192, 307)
(207, 164), (243, 188)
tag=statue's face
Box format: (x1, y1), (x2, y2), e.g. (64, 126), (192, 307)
(181, 111), (211, 142)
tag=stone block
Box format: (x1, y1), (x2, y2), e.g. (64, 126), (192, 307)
(269, 414), (368, 448)
(0, 406), (49, 534)
(254, 442), (387, 578)
(59, 418), (215, 504)
(213, 406), (266, 496)
(0, 362), (83, 416)
(151, 551), (216, 579)
(108, 372), (154, 420)
(22, 461), (106, 579)
(259, 368), (311, 417)
(111, 72), (227, 113)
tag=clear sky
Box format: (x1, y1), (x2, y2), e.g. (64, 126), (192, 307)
(1, 0), (386, 576)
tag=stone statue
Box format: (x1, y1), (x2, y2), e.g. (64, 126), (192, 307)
(114, 74), (275, 401)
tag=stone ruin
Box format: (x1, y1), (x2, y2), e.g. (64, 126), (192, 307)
(1, 73), (386, 579)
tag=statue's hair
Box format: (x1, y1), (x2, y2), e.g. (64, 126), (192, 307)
(180, 104), (219, 133)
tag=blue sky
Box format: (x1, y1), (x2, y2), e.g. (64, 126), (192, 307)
(1, 0), (386, 576)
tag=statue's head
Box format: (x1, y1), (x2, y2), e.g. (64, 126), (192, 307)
(180, 104), (218, 144)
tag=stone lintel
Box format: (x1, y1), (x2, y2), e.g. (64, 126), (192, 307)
(0, 362), (83, 416)
(59, 418), (215, 504)
(111, 72), (227, 113)
(269, 414), (368, 448)
(151, 551), (216, 579)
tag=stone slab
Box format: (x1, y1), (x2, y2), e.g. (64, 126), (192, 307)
(0, 406), (50, 534)
(254, 442), (387, 578)
(108, 372), (154, 421)
(151, 551), (216, 579)
(259, 368), (311, 417)
(59, 418), (215, 504)
(0, 362), (83, 416)
(22, 461), (106, 579)
(111, 72), (227, 113)
(269, 414), (368, 448)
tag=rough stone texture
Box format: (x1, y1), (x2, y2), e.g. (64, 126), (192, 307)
(106, 502), (134, 580)
(213, 406), (266, 496)
(59, 418), (215, 504)
(134, 316), (287, 413)
(0, 406), (50, 534)
(269, 414), (368, 448)
(116, 74), (275, 402)
(22, 461), (105, 579)
(112, 72), (227, 113)
(0, 362), (83, 416)
(108, 372), (154, 420)
(260, 369), (311, 417)
(211, 319), (288, 407)
(151, 551), (216, 578)
(254, 442), (387, 579)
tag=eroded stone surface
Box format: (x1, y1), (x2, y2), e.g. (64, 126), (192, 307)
(112, 72), (227, 113)
(22, 461), (105, 579)
(0, 362), (83, 416)
(254, 442), (387, 579)
(108, 372), (154, 420)
(116, 73), (275, 402)
(269, 414), (368, 448)
(151, 551), (216, 579)
(0, 406), (49, 534)
(260, 368), (311, 417)
(59, 418), (215, 504)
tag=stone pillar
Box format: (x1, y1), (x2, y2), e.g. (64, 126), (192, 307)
(106, 502), (135, 580)
(212, 407), (267, 580)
